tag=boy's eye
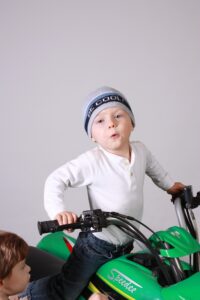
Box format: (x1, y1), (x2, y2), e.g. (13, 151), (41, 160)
(115, 114), (122, 118)
(97, 119), (104, 124)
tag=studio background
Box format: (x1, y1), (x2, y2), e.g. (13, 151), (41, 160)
(1, 0), (200, 246)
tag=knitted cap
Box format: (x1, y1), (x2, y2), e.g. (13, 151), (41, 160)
(83, 86), (135, 137)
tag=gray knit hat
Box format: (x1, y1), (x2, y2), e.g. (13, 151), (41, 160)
(83, 86), (135, 137)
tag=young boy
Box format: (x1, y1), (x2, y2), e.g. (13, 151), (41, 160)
(44, 86), (184, 299)
(0, 231), (108, 300)
(0, 231), (30, 300)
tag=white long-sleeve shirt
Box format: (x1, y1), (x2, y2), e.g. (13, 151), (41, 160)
(44, 141), (174, 245)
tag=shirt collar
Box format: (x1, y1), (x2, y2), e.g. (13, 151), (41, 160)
(98, 144), (135, 166)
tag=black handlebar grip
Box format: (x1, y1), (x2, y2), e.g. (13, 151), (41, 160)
(37, 220), (59, 235)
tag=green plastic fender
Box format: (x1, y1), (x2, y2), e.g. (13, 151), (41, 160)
(149, 226), (200, 258)
(37, 231), (76, 260)
(161, 272), (200, 300)
(94, 255), (163, 299)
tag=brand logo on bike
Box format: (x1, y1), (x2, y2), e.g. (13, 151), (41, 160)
(108, 268), (142, 293)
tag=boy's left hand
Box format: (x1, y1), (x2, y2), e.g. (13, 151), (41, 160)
(167, 182), (185, 195)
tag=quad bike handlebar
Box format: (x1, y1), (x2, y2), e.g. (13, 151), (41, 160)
(38, 185), (200, 236)
(37, 186), (200, 286)
(38, 209), (110, 235)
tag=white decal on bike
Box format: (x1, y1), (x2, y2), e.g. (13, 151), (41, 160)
(108, 268), (142, 293)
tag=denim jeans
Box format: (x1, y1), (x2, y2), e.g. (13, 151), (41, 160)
(20, 232), (133, 300)
(47, 232), (133, 299)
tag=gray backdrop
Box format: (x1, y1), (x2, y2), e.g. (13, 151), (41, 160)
(1, 0), (200, 246)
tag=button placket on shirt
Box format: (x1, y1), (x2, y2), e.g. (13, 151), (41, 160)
(121, 160), (134, 178)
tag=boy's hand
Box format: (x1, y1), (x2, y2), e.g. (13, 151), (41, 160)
(55, 211), (78, 232)
(167, 182), (185, 195)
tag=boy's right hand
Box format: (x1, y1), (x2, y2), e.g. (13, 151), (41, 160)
(55, 211), (78, 231)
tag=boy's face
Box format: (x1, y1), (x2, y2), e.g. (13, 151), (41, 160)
(91, 107), (133, 155)
(1, 259), (31, 296)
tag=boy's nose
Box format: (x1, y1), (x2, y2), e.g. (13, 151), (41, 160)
(108, 118), (117, 128)
(27, 264), (31, 273)
(109, 123), (115, 128)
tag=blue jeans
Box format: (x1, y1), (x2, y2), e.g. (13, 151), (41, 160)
(20, 232), (133, 300)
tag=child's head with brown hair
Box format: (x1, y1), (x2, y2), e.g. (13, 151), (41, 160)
(0, 231), (31, 299)
(0, 231), (29, 279)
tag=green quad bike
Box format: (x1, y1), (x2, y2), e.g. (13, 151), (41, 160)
(37, 186), (200, 299)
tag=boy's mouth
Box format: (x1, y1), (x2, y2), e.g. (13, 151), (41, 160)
(110, 133), (119, 139)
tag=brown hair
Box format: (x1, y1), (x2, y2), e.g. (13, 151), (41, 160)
(0, 231), (29, 279)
